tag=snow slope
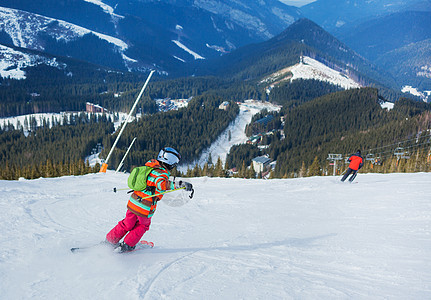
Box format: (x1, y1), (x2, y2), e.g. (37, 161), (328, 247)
(402, 85), (430, 103)
(0, 6), (128, 58)
(262, 56), (361, 93)
(0, 111), (129, 133)
(83, 0), (124, 20)
(1, 172), (430, 299)
(0, 44), (64, 80)
(179, 100), (281, 172)
(172, 40), (205, 60)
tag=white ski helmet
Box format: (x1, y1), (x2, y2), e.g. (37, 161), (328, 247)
(157, 147), (181, 170)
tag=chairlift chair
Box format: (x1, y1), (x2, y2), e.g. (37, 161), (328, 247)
(365, 153), (375, 162)
(394, 147), (405, 159)
(401, 150), (410, 160)
(374, 155), (382, 165)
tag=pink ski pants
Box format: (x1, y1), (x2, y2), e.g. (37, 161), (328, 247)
(106, 210), (151, 247)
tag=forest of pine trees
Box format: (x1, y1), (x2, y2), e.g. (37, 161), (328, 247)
(1, 60), (430, 181)
(0, 94), (239, 179)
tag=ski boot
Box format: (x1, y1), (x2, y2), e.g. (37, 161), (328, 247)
(114, 242), (136, 253)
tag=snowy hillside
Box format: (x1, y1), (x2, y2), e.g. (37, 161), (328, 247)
(0, 7), (127, 50)
(179, 100), (281, 172)
(0, 44), (65, 79)
(1, 172), (430, 299)
(83, 0), (124, 20)
(262, 56), (361, 93)
(0, 6), (133, 69)
(0, 111), (129, 133)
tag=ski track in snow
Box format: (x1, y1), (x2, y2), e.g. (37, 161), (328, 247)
(1, 172), (431, 299)
(179, 100), (281, 172)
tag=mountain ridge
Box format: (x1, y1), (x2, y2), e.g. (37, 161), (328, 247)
(0, 0), (302, 74)
(198, 18), (399, 95)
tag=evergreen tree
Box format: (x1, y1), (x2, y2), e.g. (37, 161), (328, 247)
(299, 161), (307, 178)
(214, 157), (225, 177)
(308, 157), (321, 177)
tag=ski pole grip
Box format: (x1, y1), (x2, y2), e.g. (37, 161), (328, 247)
(189, 188), (194, 199)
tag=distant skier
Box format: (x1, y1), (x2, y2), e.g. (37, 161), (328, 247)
(341, 150), (363, 182)
(106, 147), (193, 252)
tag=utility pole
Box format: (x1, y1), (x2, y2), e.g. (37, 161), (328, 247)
(100, 70), (155, 173)
(327, 154), (342, 176)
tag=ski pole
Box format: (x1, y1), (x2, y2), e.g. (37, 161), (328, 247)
(340, 167), (349, 175)
(113, 187), (130, 192)
(349, 172), (358, 183)
(113, 187), (193, 199)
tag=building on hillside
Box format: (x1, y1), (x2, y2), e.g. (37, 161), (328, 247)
(219, 101), (229, 111)
(254, 115), (274, 127)
(227, 167), (238, 177)
(252, 155), (271, 174)
(247, 134), (263, 145)
(86, 102), (106, 113)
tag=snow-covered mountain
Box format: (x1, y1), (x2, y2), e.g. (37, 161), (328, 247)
(0, 0), (302, 74)
(300, 0), (431, 98)
(261, 55), (361, 93)
(0, 6), (137, 71)
(0, 7), (126, 51)
(1, 171), (430, 299)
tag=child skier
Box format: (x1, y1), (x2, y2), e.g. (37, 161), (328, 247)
(341, 150), (363, 182)
(106, 147), (193, 252)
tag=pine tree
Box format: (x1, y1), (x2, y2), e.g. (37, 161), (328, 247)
(202, 163), (209, 177)
(247, 164), (256, 179)
(239, 161), (247, 178)
(299, 161), (307, 178)
(214, 157), (224, 177)
(308, 156), (321, 177)
(191, 164), (201, 177)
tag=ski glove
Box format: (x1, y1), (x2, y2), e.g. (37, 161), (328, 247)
(178, 181), (193, 191)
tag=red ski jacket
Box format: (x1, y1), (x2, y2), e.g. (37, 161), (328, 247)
(348, 154), (363, 171)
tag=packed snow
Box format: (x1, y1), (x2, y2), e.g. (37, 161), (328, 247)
(1, 172), (430, 299)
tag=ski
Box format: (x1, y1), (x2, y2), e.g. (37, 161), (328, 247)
(114, 240), (154, 253)
(70, 241), (111, 253)
(139, 240), (154, 248)
(72, 240), (154, 253)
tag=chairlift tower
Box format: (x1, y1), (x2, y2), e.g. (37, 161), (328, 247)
(327, 154), (342, 176)
(394, 147), (405, 161)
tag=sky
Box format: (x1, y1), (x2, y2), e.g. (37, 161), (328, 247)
(279, 0), (317, 7)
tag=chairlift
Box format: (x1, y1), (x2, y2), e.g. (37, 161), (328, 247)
(401, 150), (410, 160)
(394, 147), (405, 157)
(365, 153), (375, 162)
(374, 155), (382, 165)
